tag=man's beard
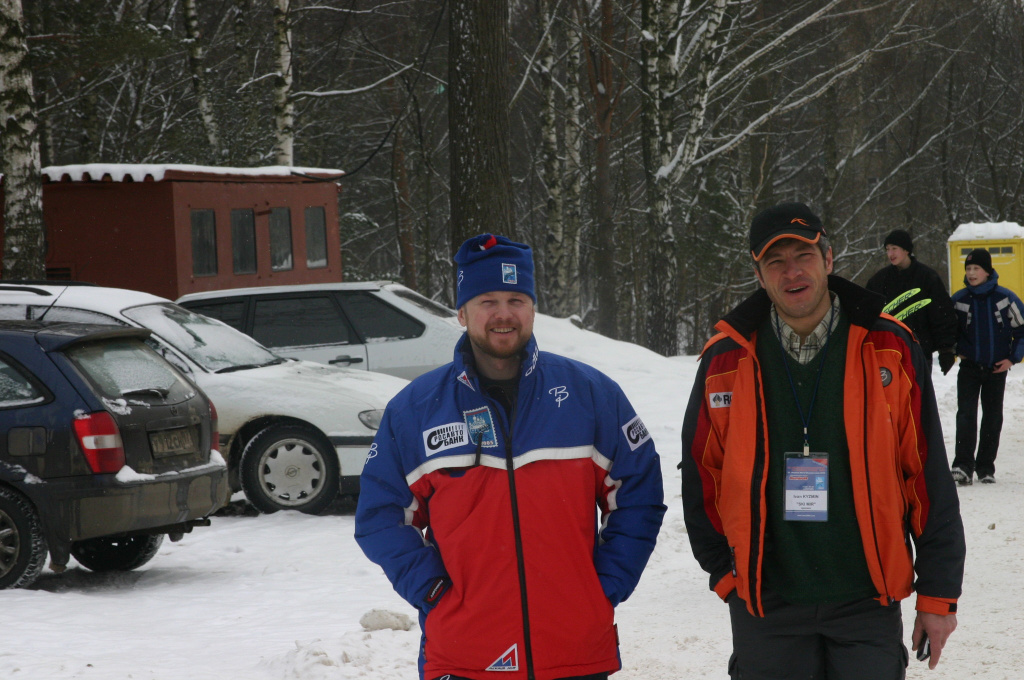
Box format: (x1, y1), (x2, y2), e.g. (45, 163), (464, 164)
(467, 327), (530, 361)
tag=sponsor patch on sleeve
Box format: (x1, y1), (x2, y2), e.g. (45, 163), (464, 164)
(709, 392), (732, 408)
(422, 422), (469, 455)
(621, 415), (652, 451)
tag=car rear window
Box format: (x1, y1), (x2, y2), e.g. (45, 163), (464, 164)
(123, 303), (278, 372)
(0, 357), (47, 408)
(65, 338), (194, 403)
(387, 287), (457, 319)
(337, 292), (425, 341)
(183, 300), (247, 332)
(252, 296), (354, 348)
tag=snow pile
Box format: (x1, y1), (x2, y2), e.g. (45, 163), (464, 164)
(948, 222), (1024, 241)
(260, 630), (419, 680)
(359, 609), (414, 632)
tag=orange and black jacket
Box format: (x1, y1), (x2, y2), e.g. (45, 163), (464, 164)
(680, 275), (965, 617)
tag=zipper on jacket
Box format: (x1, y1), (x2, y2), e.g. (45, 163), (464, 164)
(748, 361), (766, 617)
(986, 296), (996, 365)
(862, 355), (891, 602)
(493, 396), (536, 680)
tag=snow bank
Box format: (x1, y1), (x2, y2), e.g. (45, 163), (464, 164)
(948, 222), (1024, 241)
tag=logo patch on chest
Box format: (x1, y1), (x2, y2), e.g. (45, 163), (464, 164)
(422, 422), (469, 455)
(879, 367), (893, 387)
(464, 406), (499, 448)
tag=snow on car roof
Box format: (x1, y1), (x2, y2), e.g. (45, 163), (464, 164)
(0, 283), (167, 312)
(176, 281), (394, 301)
(948, 222), (1024, 241)
(41, 163), (344, 183)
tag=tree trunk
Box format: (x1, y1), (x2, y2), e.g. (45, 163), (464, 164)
(584, 0), (618, 339)
(0, 0), (45, 280)
(272, 0), (294, 165)
(392, 98), (417, 289)
(448, 0), (513, 257)
(537, 0), (568, 316)
(641, 0), (681, 356)
(183, 0), (222, 158)
(562, 12), (583, 318)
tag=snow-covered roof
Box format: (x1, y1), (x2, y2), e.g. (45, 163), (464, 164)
(948, 222), (1024, 242)
(41, 163), (345, 183)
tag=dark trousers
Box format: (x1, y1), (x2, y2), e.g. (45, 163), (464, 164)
(432, 671), (606, 675)
(954, 359), (1008, 478)
(727, 593), (907, 679)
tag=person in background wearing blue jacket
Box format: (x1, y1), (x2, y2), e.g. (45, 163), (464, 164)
(951, 248), (1024, 485)
(354, 234), (666, 680)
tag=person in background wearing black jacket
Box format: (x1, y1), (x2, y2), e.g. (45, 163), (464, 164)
(950, 248), (1024, 486)
(866, 230), (958, 375)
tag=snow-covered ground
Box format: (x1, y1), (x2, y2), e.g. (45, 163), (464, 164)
(2, 313), (1020, 679)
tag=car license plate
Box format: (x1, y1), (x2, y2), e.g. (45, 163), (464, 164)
(150, 427), (197, 457)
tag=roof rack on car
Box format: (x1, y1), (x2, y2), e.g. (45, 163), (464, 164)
(0, 285), (53, 296)
(1, 280), (97, 287)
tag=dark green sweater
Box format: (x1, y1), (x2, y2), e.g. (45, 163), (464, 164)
(757, 312), (876, 604)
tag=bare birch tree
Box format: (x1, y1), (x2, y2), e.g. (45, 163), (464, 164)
(537, 0), (570, 315)
(272, 0), (295, 165)
(184, 0), (222, 158)
(0, 0), (44, 279)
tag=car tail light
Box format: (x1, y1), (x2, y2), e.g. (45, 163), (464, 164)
(72, 411), (125, 474)
(209, 400), (219, 453)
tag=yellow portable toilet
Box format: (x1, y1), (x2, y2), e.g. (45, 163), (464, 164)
(947, 222), (1024, 296)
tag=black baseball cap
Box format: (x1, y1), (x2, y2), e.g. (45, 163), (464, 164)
(749, 202), (827, 261)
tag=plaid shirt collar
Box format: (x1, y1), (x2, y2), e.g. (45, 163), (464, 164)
(770, 293), (841, 365)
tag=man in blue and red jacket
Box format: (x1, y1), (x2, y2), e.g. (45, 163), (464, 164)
(355, 234), (665, 680)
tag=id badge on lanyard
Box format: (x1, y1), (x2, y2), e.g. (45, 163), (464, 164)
(784, 452), (829, 522)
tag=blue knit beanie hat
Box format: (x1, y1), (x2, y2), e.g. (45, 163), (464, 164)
(454, 234), (536, 309)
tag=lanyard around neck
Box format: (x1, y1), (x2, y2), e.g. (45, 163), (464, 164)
(773, 302), (836, 457)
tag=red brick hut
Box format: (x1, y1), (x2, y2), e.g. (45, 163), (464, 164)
(13, 164), (345, 299)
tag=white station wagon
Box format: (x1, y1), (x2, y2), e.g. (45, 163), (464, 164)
(177, 281), (464, 380)
(0, 283), (408, 515)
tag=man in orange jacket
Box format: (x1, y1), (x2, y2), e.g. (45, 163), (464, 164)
(680, 203), (965, 679)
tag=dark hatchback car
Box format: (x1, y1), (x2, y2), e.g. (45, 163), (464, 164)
(0, 321), (228, 588)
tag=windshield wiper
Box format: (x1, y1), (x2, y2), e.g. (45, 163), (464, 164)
(122, 386), (170, 398)
(214, 358), (284, 374)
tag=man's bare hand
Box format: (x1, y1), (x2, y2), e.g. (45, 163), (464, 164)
(913, 612), (957, 670)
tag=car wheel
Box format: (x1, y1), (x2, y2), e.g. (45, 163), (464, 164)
(71, 534), (164, 572)
(0, 487), (48, 589)
(239, 425), (340, 514)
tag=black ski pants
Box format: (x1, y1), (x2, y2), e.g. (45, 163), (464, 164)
(727, 592), (907, 679)
(954, 359), (1008, 478)
(432, 671), (606, 675)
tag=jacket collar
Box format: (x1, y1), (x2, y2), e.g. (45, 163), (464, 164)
(963, 270), (999, 296)
(453, 333), (540, 388)
(718, 275), (885, 341)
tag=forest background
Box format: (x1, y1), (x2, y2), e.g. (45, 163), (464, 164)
(1, 0), (1021, 356)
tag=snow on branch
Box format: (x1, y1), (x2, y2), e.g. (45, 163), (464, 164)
(291, 63), (415, 99)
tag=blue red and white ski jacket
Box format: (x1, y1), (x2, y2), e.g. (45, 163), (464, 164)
(951, 271), (1024, 367)
(355, 333), (666, 680)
